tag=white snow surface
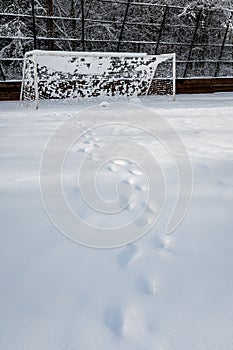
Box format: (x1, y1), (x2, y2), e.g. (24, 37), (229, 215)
(0, 93), (233, 349)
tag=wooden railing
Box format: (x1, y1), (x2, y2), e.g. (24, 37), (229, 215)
(1, 78), (233, 101)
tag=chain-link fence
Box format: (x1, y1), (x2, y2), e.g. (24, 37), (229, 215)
(1, 0), (233, 81)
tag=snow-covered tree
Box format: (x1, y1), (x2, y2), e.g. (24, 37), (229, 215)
(0, 0), (233, 79)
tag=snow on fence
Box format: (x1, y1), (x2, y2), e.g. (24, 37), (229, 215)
(0, 1), (233, 81)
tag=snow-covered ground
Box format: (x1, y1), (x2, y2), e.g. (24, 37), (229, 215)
(0, 93), (233, 349)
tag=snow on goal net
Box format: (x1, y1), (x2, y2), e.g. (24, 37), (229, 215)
(20, 50), (176, 107)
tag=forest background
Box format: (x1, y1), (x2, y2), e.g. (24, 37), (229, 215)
(0, 0), (233, 80)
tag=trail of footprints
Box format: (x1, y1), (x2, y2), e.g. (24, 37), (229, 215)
(103, 235), (174, 338)
(75, 130), (155, 229)
(75, 127), (176, 339)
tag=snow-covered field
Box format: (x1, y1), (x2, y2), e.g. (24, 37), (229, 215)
(0, 93), (233, 349)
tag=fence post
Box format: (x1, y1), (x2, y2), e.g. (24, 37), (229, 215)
(155, 5), (168, 55)
(214, 22), (230, 77)
(183, 9), (202, 78)
(71, 0), (77, 50)
(81, 0), (85, 51)
(117, 0), (131, 52)
(46, 0), (55, 50)
(31, 0), (37, 49)
(0, 64), (6, 81)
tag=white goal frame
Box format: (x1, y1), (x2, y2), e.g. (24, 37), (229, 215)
(20, 50), (176, 108)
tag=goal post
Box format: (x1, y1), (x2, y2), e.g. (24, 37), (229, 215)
(20, 50), (176, 107)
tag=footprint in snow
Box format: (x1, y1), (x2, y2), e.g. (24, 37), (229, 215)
(78, 147), (88, 153)
(108, 164), (119, 172)
(83, 132), (93, 140)
(104, 306), (124, 337)
(129, 168), (143, 176)
(77, 142), (100, 154)
(117, 244), (139, 268)
(134, 183), (148, 192)
(112, 159), (129, 166)
(138, 275), (159, 295)
(153, 236), (181, 257)
(153, 236), (170, 250)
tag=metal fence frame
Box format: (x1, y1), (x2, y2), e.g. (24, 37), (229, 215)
(0, 0), (233, 80)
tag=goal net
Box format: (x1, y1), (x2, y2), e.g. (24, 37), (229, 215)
(20, 50), (175, 107)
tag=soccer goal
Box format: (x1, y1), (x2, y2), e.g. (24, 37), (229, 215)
(20, 50), (176, 108)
